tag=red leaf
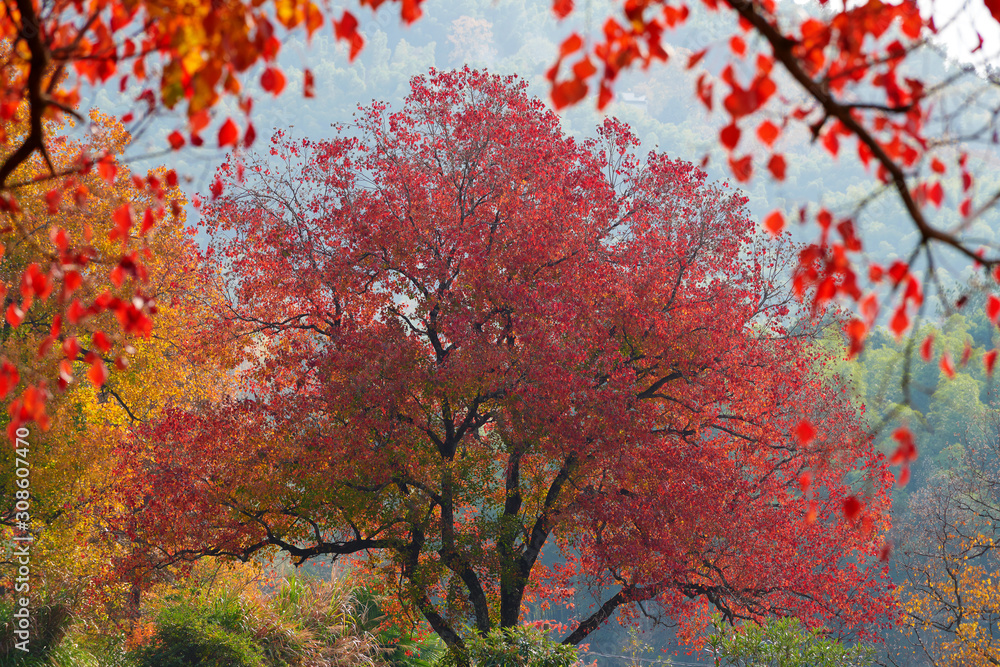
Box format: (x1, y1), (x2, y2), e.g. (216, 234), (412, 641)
(763, 210), (784, 237)
(845, 318), (866, 358)
(930, 157), (946, 174)
(767, 154), (786, 180)
(986, 0), (1000, 22)
(97, 157), (117, 184)
(720, 123), (741, 150)
(45, 189), (61, 214)
(961, 198), (972, 217)
(728, 154), (752, 182)
(843, 496), (862, 522)
(572, 58), (597, 80)
(798, 472), (811, 492)
(687, 48), (707, 69)
(986, 349), (998, 376)
(795, 419), (815, 446)
(261, 68), (287, 95)
(111, 204), (133, 242)
(987, 294), (1000, 322)
(218, 118), (239, 147)
(6, 304), (23, 327)
(559, 33), (583, 58)
(756, 120), (779, 146)
(87, 359), (108, 388)
(920, 334), (933, 361)
(890, 427), (917, 465)
(729, 35), (746, 57)
(889, 305), (909, 339)
(333, 11), (364, 60)
(822, 130), (839, 157)
(552, 79), (587, 110)
(93, 331), (112, 353)
(928, 181), (944, 208)
(304, 69), (315, 98)
(553, 0), (573, 19)
(0, 360), (20, 399)
(940, 352), (955, 379)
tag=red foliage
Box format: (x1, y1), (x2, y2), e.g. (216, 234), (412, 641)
(107, 70), (897, 648)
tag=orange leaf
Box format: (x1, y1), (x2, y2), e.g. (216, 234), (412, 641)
(305, 2), (323, 39)
(930, 157), (946, 173)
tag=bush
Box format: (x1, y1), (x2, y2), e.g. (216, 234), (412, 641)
(129, 595), (266, 667)
(126, 571), (389, 667)
(433, 626), (579, 667)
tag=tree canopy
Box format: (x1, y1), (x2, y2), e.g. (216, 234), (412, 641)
(105, 69), (897, 652)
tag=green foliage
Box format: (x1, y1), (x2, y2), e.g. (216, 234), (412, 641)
(433, 626), (578, 667)
(705, 616), (874, 667)
(130, 617), (265, 667)
(126, 573), (389, 667)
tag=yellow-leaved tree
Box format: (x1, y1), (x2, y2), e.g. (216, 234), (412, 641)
(0, 112), (235, 639)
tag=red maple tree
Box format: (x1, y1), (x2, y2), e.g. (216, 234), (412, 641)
(105, 69), (897, 650)
(4, 2), (999, 469)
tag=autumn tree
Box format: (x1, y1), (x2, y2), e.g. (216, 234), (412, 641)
(0, 113), (234, 629)
(106, 70), (897, 653)
(898, 400), (1000, 666)
(4, 0), (1000, 454)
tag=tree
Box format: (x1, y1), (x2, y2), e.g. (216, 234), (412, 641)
(5, 1), (1000, 456)
(106, 69), (897, 653)
(705, 615), (875, 667)
(898, 401), (1000, 666)
(0, 0), (421, 438)
(546, 0), (1000, 351)
(0, 113), (234, 630)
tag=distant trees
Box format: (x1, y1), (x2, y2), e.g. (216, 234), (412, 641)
(899, 403), (1000, 666)
(106, 69), (896, 653)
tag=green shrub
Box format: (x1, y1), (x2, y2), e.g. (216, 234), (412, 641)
(433, 626), (578, 667)
(129, 598), (266, 667)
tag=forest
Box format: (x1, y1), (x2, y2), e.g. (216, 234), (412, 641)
(1, 0), (1000, 665)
